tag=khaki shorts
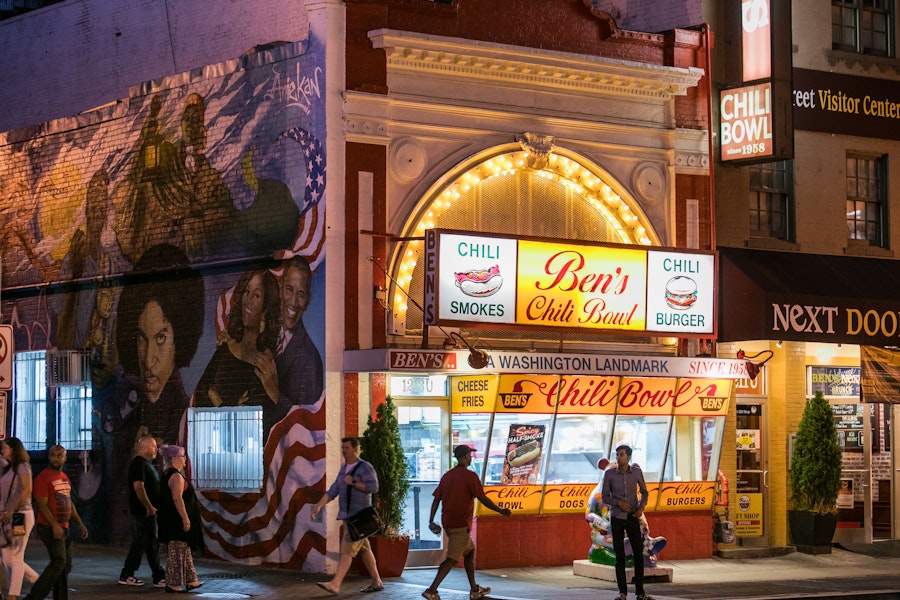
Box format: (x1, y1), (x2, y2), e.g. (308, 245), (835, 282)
(445, 527), (475, 562)
(340, 525), (372, 558)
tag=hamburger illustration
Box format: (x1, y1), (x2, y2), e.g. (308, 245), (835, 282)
(455, 264), (503, 298)
(664, 276), (698, 310)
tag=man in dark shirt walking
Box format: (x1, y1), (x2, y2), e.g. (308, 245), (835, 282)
(118, 436), (165, 587)
(601, 444), (653, 600)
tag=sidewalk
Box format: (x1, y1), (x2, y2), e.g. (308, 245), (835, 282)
(14, 541), (900, 600)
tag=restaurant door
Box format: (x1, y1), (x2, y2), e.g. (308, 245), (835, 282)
(393, 394), (450, 567)
(735, 402), (768, 544)
(831, 401), (873, 544)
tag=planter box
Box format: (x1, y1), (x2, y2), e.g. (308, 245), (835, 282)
(788, 510), (837, 554)
(355, 535), (410, 578)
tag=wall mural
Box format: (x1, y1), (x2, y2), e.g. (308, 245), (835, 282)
(0, 40), (327, 570)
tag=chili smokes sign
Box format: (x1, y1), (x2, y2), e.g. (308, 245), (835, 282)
(423, 229), (715, 337)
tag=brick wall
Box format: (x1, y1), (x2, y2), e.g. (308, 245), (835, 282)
(0, 0), (309, 133)
(471, 510), (713, 569)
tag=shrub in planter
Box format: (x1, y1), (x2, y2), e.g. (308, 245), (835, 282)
(788, 391), (842, 553)
(359, 396), (411, 576)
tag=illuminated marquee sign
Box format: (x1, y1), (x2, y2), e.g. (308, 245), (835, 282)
(720, 82), (773, 162)
(423, 229), (715, 337)
(742, 0), (771, 82)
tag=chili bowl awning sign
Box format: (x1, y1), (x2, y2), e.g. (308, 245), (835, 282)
(424, 229), (715, 337)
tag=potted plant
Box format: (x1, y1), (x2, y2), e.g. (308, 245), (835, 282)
(788, 391), (842, 554)
(359, 395), (411, 576)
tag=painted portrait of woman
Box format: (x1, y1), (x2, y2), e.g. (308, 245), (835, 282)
(194, 268), (282, 438)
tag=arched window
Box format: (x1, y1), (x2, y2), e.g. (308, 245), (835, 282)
(389, 146), (661, 349)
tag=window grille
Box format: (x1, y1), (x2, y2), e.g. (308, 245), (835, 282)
(188, 406), (263, 490)
(57, 384), (91, 450)
(13, 351), (48, 451)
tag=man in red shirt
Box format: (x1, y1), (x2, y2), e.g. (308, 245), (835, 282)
(422, 445), (511, 600)
(22, 445), (89, 600)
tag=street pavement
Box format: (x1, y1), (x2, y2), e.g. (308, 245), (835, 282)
(13, 540), (900, 600)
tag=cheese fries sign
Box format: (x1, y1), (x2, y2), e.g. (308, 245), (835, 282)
(424, 229), (715, 336)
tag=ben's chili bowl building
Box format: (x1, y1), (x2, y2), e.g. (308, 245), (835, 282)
(339, 6), (720, 569)
(344, 231), (746, 568)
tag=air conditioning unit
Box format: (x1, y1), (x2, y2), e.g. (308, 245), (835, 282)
(47, 350), (91, 386)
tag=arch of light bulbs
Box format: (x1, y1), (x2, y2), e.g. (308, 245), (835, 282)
(390, 148), (659, 321)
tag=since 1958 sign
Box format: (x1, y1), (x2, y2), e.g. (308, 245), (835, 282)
(423, 229), (715, 337)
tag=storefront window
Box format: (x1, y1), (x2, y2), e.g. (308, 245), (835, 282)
(664, 415), (725, 482)
(449, 412), (492, 478)
(485, 413), (552, 485)
(544, 414), (613, 484)
(447, 373), (733, 514)
(612, 414), (672, 483)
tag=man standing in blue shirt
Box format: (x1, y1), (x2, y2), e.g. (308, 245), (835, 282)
(601, 444), (653, 600)
(311, 437), (384, 595)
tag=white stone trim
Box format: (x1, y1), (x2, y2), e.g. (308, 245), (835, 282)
(369, 29), (703, 100)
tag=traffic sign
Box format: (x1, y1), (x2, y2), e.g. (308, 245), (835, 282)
(0, 325), (12, 390)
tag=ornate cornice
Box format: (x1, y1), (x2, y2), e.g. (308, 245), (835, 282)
(369, 29), (704, 100)
(825, 49), (900, 76)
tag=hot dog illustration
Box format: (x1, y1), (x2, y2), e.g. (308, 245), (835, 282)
(507, 439), (542, 467)
(455, 265), (502, 298)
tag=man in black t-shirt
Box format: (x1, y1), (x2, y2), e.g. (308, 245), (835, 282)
(118, 436), (166, 587)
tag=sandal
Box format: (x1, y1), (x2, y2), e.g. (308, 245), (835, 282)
(316, 581), (338, 595)
(360, 584), (384, 592)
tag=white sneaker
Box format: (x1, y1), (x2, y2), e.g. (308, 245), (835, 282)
(118, 576), (144, 586)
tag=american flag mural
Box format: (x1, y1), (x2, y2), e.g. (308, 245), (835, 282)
(203, 125), (328, 568)
(199, 399), (327, 568)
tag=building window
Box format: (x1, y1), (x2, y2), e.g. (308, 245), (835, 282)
(833, 0), (893, 56)
(846, 153), (886, 246)
(749, 160), (793, 240)
(13, 350), (92, 451)
(57, 384), (91, 450)
(188, 407), (264, 491)
(13, 351), (49, 451)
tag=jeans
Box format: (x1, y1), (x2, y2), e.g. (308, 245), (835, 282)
(120, 513), (164, 583)
(29, 523), (72, 600)
(611, 515), (645, 596)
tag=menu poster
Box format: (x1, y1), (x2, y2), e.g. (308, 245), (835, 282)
(501, 424), (545, 485)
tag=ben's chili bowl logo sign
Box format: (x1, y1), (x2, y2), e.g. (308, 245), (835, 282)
(495, 375), (732, 415)
(516, 240), (647, 331)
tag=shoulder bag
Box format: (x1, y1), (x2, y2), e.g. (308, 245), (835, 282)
(344, 462), (382, 541)
(6, 469), (26, 537)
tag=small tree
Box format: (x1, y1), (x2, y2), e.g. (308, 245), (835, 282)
(789, 392), (842, 514)
(360, 396), (410, 536)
